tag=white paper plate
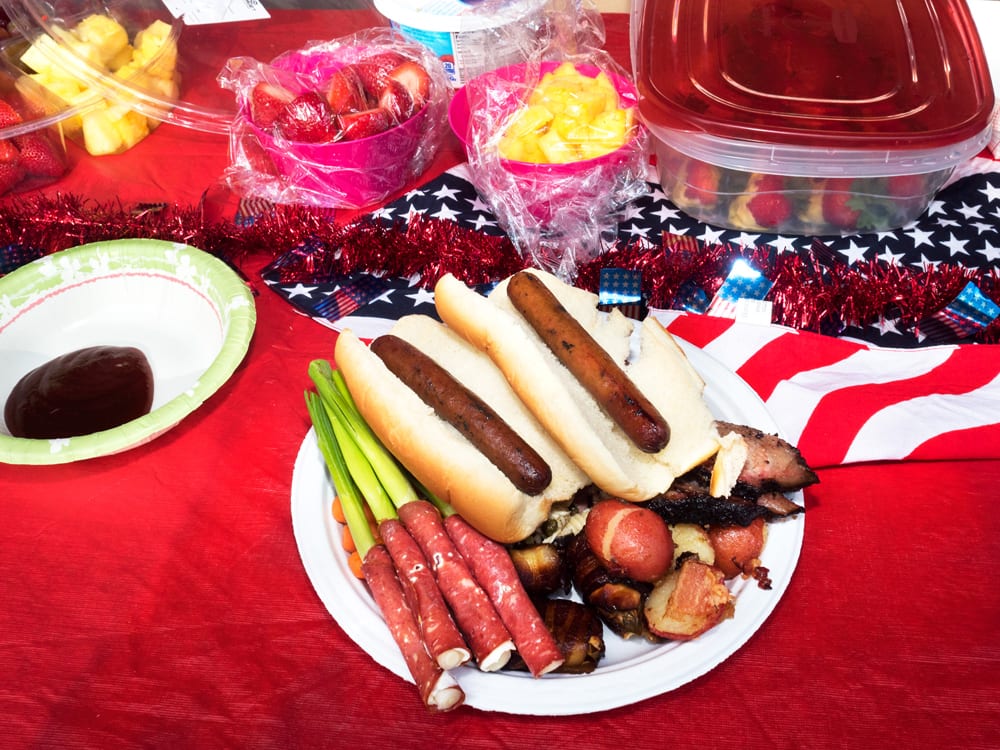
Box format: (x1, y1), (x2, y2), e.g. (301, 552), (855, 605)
(0, 239), (256, 464)
(290, 338), (804, 714)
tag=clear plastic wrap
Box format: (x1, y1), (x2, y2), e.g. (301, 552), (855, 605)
(450, 2), (651, 281)
(373, 0), (554, 88)
(218, 28), (451, 210)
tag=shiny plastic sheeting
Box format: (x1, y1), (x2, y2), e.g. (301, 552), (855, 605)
(218, 28), (451, 209)
(452, 2), (651, 281)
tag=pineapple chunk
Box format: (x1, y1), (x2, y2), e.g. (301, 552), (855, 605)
(74, 14), (130, 68)
(80, 105), (124, 155)
(109, 104), (150, 149)
(18, 15), (180, 155)
(132, 20), (177, 79)
(496, 62), (635, 164)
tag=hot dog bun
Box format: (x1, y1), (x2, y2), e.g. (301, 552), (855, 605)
(434, 270), (723, 501)
(334, 316), (590, 544)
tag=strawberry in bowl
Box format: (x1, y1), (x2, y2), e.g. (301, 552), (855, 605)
(220, 33), (448, 209)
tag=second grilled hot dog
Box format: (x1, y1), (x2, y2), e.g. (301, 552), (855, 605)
(370, 334), (553, 495)
(506, 271), (670, 454)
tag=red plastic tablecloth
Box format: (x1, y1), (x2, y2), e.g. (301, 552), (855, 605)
(2, 9), (999, 750)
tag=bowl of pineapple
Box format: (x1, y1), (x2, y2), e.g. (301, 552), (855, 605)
(4, 10), (180, 156)
(449, 60), (647, 222)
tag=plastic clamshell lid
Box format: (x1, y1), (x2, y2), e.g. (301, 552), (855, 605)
(2, 0), (388, 134)
(633, 0), (996, 173)
(373, 0), (546, 33)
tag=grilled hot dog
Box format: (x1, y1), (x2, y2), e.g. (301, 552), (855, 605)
(370, 334), (553, 496)
(506, 271), (670, 454)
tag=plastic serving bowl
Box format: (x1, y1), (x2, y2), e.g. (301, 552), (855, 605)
(0, 239), (256, 465)
(240, 47), (431, 209)
(631, 0), (996, 235)
(448, 61), (644, 223)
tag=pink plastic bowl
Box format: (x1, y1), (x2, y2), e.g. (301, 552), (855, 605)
(244, 48), (430, 208)
(448, 61), (642, 221)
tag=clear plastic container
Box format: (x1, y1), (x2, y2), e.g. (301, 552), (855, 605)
(373, 0), (547, 87)
(0, 0), (387, 136)
(631, 0), (997, 235)
(0, 38), (73, 195)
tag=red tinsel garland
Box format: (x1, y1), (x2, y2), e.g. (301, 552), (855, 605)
(574, 235), (1000, 343)
(2, 194), (997, 343)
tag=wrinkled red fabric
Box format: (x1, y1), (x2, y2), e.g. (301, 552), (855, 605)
(1, 9), (998, 750)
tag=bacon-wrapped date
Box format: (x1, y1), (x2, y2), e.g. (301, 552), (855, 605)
(506, 598), (606, 675)
(508, 542), (570, 597)
(567, 533), (657, 642)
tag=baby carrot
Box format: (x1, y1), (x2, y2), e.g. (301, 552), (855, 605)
(331, 495), (346, 524)
(347, 550), (364, 580)
(342, 524), (357, 553)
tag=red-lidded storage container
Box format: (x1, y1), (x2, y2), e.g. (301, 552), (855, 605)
(631, 0), (996, 235)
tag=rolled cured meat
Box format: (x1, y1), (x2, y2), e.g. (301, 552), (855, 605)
(362, 544), (465, 711)
(444, 514), (565, 677)
(397, 500), (514, 671)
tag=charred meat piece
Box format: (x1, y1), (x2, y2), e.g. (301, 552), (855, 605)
(506, 598), (606, 674)
(715, 421), (819, 492)
(567, 534), (657, 641)
(648, 490), (770, 527)
(649, 468), (804, 526)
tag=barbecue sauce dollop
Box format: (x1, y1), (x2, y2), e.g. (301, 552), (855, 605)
(4, 346), (154, 439)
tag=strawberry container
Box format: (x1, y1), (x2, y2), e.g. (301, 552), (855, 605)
(0, 47), (73, 196)
(631, 0), (996, 235)
(219, 31), (451, 209)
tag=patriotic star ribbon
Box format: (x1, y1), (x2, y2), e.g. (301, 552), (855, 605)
(261, 164), (1000, 465)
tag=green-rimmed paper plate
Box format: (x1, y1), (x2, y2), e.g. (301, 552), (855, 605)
(0, 239), (256, 465)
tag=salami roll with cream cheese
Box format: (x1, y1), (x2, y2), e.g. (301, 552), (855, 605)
(443, 513), (565, 677)
(361, 545), (465, 711)
(397, 500), (514, 671)
(379, 518), (471, 670)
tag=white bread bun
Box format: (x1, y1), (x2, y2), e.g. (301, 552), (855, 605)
(333, 321), (589, 544)
(434, 270), (722, 501)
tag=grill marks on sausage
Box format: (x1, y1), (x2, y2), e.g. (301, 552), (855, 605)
(370, 334), (552, 495)
(506, 271), (670, 454)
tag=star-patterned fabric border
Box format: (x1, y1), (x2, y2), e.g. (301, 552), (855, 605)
(262, 163), (1000, 347)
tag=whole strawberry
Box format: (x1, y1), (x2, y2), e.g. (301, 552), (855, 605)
(821, 179), (862, 231)
(745, 175), (791, 228)
(14, 133), (66, 180)
(274, 92), (339, 143)
(0, 139), (24, 195)
(0, 100), (23, 129)
(683, 161), (721, 206)
(249, 82), (296, 130)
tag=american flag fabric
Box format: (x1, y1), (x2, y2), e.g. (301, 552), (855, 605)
(262, 162), (1000, 466)
(655, 311), (1000, 468)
